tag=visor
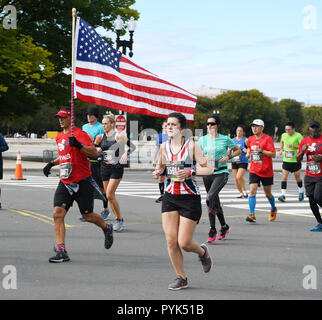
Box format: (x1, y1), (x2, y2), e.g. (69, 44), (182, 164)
(55, 109), (71, 118)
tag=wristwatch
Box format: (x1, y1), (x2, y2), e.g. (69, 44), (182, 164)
(190, 167), (196, 176)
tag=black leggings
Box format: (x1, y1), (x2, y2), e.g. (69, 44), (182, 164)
(203, 173), (229, 229)
(304, 175), (322, 224)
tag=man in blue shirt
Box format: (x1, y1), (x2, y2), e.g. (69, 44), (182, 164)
(0, 133), (9, 209)
(82, 107), (109, 221)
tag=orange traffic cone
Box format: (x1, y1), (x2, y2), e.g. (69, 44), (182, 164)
(12, 150), (26, 180)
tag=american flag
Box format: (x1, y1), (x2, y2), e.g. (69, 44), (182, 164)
(74, 18), (197, 122)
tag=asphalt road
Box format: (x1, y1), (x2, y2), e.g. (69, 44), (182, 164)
(0, 171), (321, 301)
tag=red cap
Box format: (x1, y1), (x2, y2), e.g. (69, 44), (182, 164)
(55, 108), (71, 118)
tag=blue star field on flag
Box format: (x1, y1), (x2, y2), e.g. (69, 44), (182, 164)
(76, 18), (122, 72)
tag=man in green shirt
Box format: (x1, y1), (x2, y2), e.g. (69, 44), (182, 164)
(278, 122), (304, 202)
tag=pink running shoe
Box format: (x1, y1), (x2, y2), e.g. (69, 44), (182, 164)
(207, 228), (217, 243)
(218, 225), (230, 240)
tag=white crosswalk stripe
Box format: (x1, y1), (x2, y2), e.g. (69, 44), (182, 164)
(0, 175), (314, 218)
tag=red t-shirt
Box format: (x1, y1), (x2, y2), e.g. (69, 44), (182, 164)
(248, 133), (275, 177)
(298, 134), (322, 177)
(56, 127), (93, 184)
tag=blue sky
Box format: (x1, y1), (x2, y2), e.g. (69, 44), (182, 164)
(121, 0), (322, 104)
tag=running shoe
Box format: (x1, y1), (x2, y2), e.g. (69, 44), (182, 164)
(199, 244), (212, 273)
(299, 192), (304, 202)
(244, 193), (249, 199)
(168, 276), (188, 291)
(49, 250), (70, 263)
(310, 224), (322, 232)
(104, 223), (114, 249)
(246, 214), (256, 223)
(113, 219), (124, 232)
(155, 195), (164, 203)
(278, 195), (286, 202)
(101, 209), (111, 221)
(207, 228), (217, 243)
(218, 224), (230, 240)
(236, 195), (245, 199)
(269, 208), (277, 221)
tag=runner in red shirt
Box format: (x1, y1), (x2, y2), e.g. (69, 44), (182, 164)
(42, 107), (114, 263)
(246, 119), (277, 223)
(297, 121), (322, 232)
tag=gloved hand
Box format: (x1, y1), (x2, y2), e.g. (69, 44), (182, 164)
(69, 136), (83, 149)
(43, 161), (54, 177)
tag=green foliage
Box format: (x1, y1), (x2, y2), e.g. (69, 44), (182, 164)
(278, 99), (304, 129)
(0, 26), (55, 118)
(195, 89), (279, 136)
(0, 0), (139, 119)
(302, 106), (322, 135)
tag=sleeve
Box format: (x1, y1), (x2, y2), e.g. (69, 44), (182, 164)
(227, 136), (235, 149)
(298, 137), (304, 154)
(0, 134), (9, 153)
(297, 133), (303, 145)
(265, 136), (275, 152)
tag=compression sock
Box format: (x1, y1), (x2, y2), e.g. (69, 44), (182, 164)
(159, 182), (164, 195)
(248, 196), (256, 215)
(281, 181), (287, 196)
(297, 180), (304, 194)
(268, 196), (276, 211)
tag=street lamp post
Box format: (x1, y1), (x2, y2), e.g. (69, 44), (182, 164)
(114, 15), (136, 58)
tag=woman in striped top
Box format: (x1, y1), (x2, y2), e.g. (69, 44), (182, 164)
(153, 112), (214, 290)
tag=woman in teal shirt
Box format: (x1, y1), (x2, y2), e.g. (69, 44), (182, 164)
(198, 115), (241, 243)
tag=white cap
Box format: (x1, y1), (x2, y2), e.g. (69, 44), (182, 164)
(251, 119), (264, 127)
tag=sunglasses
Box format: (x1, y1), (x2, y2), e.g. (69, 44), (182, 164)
(206, 122), (217, 126)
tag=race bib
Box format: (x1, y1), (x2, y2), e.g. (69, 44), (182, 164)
(307, 161), (321, 174)
(208, 158), (219, 170)
(285, 150), (295, 159)
(166, 161), (185, 182)
(103, 150), (117, 164)
(60, 162), (72, 179)
(250, 151), (263, 163)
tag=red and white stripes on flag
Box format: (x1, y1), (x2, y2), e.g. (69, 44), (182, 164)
(73, 17), (197, 122)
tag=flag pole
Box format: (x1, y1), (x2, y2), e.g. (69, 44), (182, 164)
(71, 7), (77, 136)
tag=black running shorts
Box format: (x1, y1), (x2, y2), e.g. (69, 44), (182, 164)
(231, 162), (248, 170)
(282, 161), (301, 173)
(161, 192), (202, 223)
(249, 172), (273, 186)
(54, 179), (94, 215)
(101, 164), (124, 180)
(304, 175), (322, 199)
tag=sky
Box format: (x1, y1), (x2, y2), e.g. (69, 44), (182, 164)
(111, 0), (322, 105)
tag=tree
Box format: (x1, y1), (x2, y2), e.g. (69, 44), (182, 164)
(278, 99), (304, 130)
(302, 105), (322, 135)
(0, 26), (55, 118)
(0, 0), (139, 117)
(206, 89), (281, 136)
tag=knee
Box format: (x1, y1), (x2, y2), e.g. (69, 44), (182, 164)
(166, 237), (179, 251)
(178, 239), (192, 252)
(106, 192), (116, 201)
(53, 208), (65, 222)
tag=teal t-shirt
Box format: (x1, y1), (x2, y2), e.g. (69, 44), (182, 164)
(198, 134), (235, 175)
(82, 122), (104, 141)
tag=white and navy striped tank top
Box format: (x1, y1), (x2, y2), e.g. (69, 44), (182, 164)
(163, 138), (200, 196)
